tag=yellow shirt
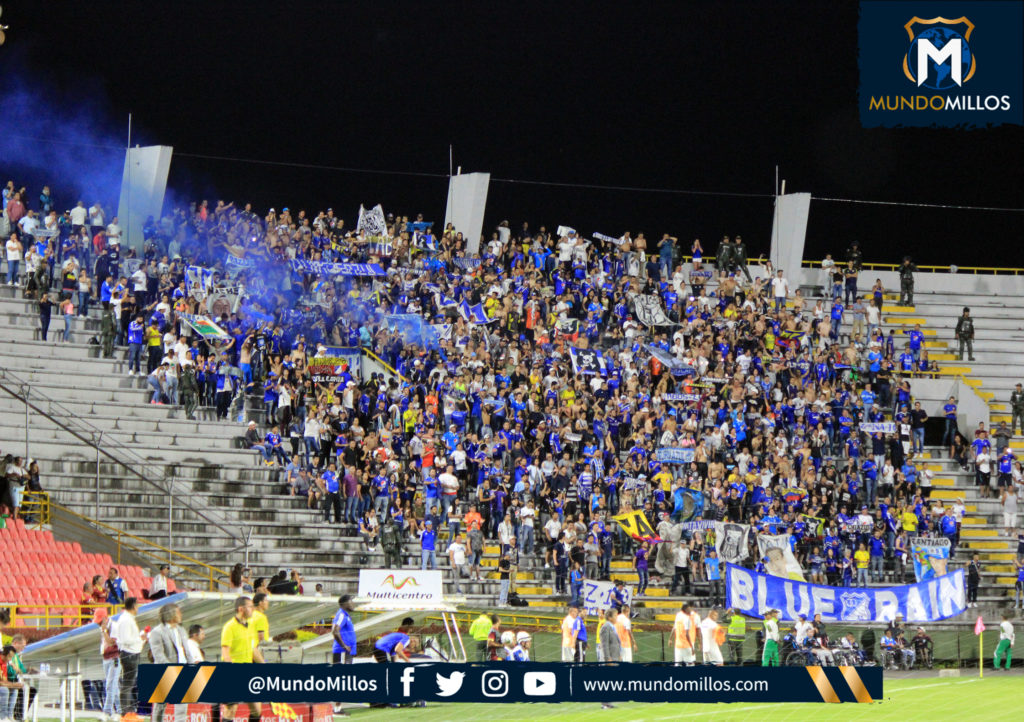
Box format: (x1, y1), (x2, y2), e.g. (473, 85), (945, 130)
(251, 609), (270, 643)
(145, 326), (162, 347)
(854, 550), (870, 569)
(902, 511), (918, 533)
(221, 617), (256, 663)
(560, 388), (576, 407)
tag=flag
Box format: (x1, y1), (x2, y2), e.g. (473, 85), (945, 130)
(568, 347), (606, 376)
(672, 487), (704, 523)
(781, 487), (807, 505)
(611, 510), (662, 543)
(270, 703), (299, 720)
(974, 616), (985, 635)
(179, 313), (231, 341)
(777, 329), (805, 349)
(458, 299), (490, 325)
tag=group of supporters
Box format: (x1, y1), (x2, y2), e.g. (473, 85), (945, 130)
(8, 181), (1017, 605)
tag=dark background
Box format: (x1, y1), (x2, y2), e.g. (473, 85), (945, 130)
(2, 1), (1022, 264)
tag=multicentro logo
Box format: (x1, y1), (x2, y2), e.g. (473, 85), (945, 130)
(869, 15), (1010, 113)
(381, 575), (420, 590)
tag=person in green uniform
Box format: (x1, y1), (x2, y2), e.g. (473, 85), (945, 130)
(762, 608), (780, 667)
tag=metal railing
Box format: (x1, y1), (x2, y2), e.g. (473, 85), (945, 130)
(800, 260), (1024, 275)
(51, 502), (230, 591)
(0, 365), (244, 554)
(19, 490), (50, 529)
(1, 602), (122, 630)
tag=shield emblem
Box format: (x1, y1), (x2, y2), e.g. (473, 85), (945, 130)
(902, 17), (976, 89)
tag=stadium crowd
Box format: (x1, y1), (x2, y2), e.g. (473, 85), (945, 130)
(4, 180), (1024, 612)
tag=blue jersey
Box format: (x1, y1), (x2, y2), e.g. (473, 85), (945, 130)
(375, 632), (410, 654)
(332, 607), (356, 653)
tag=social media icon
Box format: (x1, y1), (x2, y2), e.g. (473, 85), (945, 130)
(523, 671), (557, 697)
(400, 667), (416, 697)
(481, 670), (509, 698)
(435, 671), (465, 697)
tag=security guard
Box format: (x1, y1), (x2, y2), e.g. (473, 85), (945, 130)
(469, 611), (493, 662)
(715, 236), (733, 276)
(1011, 383), (1024, 435)
(955, 306), (975, 361)
(180, 359), (199, 420)
(380, 516), (403, 569)
(725, 608), (747, 665)
(732, 236), (752, 282)
(898, 256), (917, 306)
(100, 302), (116, 358)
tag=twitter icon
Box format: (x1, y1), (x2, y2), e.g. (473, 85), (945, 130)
(435, 671), (465, 697)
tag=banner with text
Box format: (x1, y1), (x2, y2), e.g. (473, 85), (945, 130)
(725, 564), (966, 623)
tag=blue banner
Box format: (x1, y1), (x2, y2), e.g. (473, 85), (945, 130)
(290, 259), (386, 277)
(725, 564), (966, 623)
(654, 447), (695, 463)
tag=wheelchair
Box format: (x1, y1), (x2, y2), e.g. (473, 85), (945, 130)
(913, 643), (934, 670)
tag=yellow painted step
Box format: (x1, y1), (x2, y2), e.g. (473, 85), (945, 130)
(961, 529), (999, 538)
(484, 546), (500, 554)
(881, 305), (915, 312)
(925, 341), (948, 349)
(935, 367), (973, 375)
(655, 614), (678, 622)
(977, 391), (996, 400)
(515, 586), (553, 595)
(610, 573), (640, 582)
(989, 402), (1008, 411)
(931, 477), (956, 487)
(883, 317), (928, 324)
(930, 353), (957, 361)
(930, 489), (965, 501)
(961, 517), (988, 525)
(988, 565), (1016, 573)
(996, 577), (1019, 585)
(924, 464), (945, 472)
(963, 540), (1013, 550)
(963, 379), (985, 389)
(638, 600), (685, 609)
(979, 552), (1016, 561)
(642, 587), (669, 597)
(990, 414), (1011, 423)
(611, 561), (633, 569)
(487, 572), (535, 580)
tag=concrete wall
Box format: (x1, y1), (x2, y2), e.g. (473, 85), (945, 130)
(791, 265), (1024, 298)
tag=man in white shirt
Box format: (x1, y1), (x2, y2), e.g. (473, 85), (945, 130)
(447, 533), (470, 594)
(106, 217), (122, 243)
(794, 614), (814, 645)
(185, 625), (205, 662)
(700, 609), (724, 666)
(69, 201), (88, 231)
(18, 210), (39, 237)
(771, 270), (789, 313)
(89, 202), (105, 234)
(112, 598), (145, 720)
(994, 612), (1015, 669)
(519, 500), (537, 555)
(131, 263), (148, 305)
(438, 465), (460, 524)
(150, 565), (171, 599)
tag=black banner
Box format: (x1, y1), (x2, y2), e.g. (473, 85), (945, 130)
(140, 663), (881, 704)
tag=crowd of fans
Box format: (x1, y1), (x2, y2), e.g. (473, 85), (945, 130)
(5, 178), (1024, 610)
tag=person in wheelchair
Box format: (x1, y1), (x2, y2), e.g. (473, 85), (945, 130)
(839, 633), (870, 665)
(912, 626), (934, 668)
(879, 629), (900, 669)
(894, 630), (916, 668)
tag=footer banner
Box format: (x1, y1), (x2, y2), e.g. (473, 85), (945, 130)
(140, 663), (881, 704)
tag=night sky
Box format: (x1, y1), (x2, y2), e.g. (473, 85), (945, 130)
(4, 1), (1022, 265)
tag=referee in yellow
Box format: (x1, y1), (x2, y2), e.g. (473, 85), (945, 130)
(217, 597), (264, 722)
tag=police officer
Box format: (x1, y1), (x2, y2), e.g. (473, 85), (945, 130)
(381, 516), (403, 569)
(725, 608), (747, 665)
(846, 241), (863, 272)
(181, 359), (199, 420)
(732, 235), (752, 282)
(715, 235), (733, 276)
(1010, 383), (1024, 435)
(898, 256), (917, 306)
(955, 306), (975, 361)
(100, 302), (116, 358)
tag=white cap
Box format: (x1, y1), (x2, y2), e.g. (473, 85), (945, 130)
(516, 631), (531, 644)
(501, 631), (514, 645)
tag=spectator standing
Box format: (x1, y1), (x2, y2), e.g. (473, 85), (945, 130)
(1011, 384), (1024, 436)
(966, 554), (981, 608)
(955, 307), (975, 361)
(599, 608), (621, 662)
(104, 568), (129, 605)
(420, 519), (437, 570)
(898, 257), (917, 306)
(762, 608), (780, 666)
(447, 532), (469, 594)
(96, 610), (121, 722)
(5, 233), (22, 286)
(771, 270), (789, 313)
(560, 604), (581, 662)
(0, 645), (24, 722)
(469, 612), (492, 662)
(112, 598), (145, 722)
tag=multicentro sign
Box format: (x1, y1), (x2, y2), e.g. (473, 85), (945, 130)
(859, 2), (1022, 127)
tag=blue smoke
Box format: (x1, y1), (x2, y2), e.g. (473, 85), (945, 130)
(0, 75), (132, 212)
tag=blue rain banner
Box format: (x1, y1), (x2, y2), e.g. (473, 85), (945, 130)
(725, 563), (966, 623)
(140, 662), (881, 704)
(290, 259), (387, 277)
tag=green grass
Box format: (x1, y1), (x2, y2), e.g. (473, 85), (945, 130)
(342, 675), (1021, 721)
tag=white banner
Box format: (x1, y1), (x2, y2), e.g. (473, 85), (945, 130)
(756, 533), (805, 581)
(860, 422), (897, 433)
(581, 579), (632, 614)
(635, 294), (673, 327)
(357, 569), (444, 608)
(714, 522), (751, 565)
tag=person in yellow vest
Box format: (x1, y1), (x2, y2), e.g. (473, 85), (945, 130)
(700, 608), (725, 666)
(671, 602), (698, 666)
(251, 592), (271, 645)
(469, 612), (493, 662)
(218, 597), (264, 722)
(725, 608), (746, 665)
(762, 608), (780, 666)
